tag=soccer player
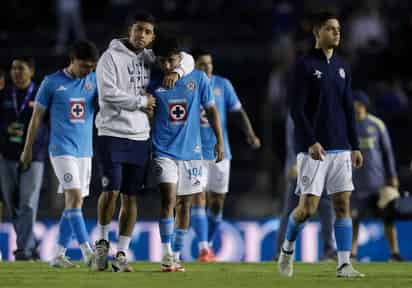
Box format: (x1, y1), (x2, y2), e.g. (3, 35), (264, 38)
(274, 115), (335, 261)
(278, 12), (365, 278)
(350, 90), (403, 261)
(150, 37), (224, 272)
(94, 11), (195, 272)
(20, 40), (99, 267)
(191, 51), (260, 261)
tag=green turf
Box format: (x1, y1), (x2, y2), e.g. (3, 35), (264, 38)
(0, 262), (411, 288)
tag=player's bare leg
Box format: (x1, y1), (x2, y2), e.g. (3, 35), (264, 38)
(278, 194), (320, 277)
(159, 183), (177, 272)
(95, 191), (119, 271)
(111, 194), (136, 272)
(384, 220), (403, 261)
(332, 191), (364, 278)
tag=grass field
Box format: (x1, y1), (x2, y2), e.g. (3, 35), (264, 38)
(0, 262), (410, 288)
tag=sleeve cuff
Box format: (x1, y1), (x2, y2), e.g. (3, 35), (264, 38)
(204, 100), (215, 109)
(229, 102), (242, 112)
(136, 96), (148, 110)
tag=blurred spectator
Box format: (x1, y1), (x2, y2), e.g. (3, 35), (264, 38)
(347, 3), (387, 53)
(0, 57), (48, 260)
(55, 0), (86, 54)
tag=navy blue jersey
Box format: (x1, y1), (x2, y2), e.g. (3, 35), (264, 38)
(290, 49), (359, 153)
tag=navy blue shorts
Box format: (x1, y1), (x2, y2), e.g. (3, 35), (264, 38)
(97, 136), (150, 195)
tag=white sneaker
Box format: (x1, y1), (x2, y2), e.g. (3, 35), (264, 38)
(336, 263), (365, 278)
(112, 251), (133, 272)
(94, 239), (110, 271)
(161, 254), (175, 272)
(85, 251), (96, 268)
(278, 249), (294, 277)
(50, 255), (79, 268)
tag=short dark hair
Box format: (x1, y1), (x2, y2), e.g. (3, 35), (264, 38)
(68, 40), (99, 62)
(153, 36), (180, 57)
(312, 12), (339, 30)
(131, 11), (156, 26)
(12, 56), (35, 70)
(192, 49), (212, 61)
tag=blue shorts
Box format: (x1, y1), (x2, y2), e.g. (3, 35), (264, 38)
(97, 136), (150, 195)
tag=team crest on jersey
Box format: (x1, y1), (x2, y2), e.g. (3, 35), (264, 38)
(186, 80), (196, 91)
(84, 81), (93, 91)
(169, 100), (187, 123)
(70, 98), (86, 123)
(339, 68), (346, 79)
(64, 173), (73, 183)
(213, 88), (222, 97)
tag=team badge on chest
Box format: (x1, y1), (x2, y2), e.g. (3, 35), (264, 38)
(169, 99), (187, 124)
(70, 98), (86, 123)
(339, 68), (346, 79)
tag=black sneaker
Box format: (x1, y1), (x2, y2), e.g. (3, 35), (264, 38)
(13, 249), (32, 261)
(389, 253), (404, 262)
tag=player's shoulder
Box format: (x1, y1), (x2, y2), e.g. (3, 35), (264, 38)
(41, 70), (65, 87)
(213, 74), (230, 85)
(181, 69), (209, 84)
(366, 113), (386, 132)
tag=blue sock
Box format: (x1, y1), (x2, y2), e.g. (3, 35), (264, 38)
(66, 208), (89, 245)
(191, 206), (208, 244)
(58, 210), (72, 248)
(207, 208), (223, 244)
(159, 218), (174, 244)
(285, 214), (304, 242)
(334, 217), (352, 251)
(172, 228), (187, 255)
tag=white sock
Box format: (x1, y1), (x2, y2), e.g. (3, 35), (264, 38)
(338, 251), (350, 267)
(98, 224), (111, 241)
(117, 236), (131, 253)
(80, 242), (93, 262)
(162, 243), (172, 256)
(173, 251), (180, 261)
(198, 241), (209, 251)
(55, 245), (66, 257)
(282, 240), (295, 253)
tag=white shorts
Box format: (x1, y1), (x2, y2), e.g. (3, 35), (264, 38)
(296, 151), (354, 196)
(152, 157), (204, 196)
(50, 155), (92, 197)
(203, 159), (231, 194)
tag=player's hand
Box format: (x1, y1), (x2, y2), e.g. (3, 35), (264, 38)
(19, 148), (32, 172)
(308, 142), (326, 161)
(144, 94), (156, 112)
(246, 134), (261, 149)
(351, 150), (363, 168)
(215, 142), (224, 163)
(163, 72), (179, 88)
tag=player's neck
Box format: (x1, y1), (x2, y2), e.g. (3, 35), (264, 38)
(65, 66), (78, 79)
(125, 40), (143, 54)
(315, 44), (334, 60)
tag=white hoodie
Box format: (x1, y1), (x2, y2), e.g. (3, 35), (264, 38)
(95, 38), (194, 140)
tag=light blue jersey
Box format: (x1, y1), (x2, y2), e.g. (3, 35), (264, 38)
(200, 75), (242, 160)
(151, 70), (214, 160)
(35, 70), (97, 157)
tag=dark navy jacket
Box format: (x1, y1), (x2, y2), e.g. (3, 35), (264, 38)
(0, 82), (49, 161)
(290, 48), (359, 154)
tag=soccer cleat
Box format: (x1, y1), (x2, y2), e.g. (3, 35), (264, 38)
(198, 248), (216, 262)
(94, 239), (110, 271)
(85, 251), (96, 268)
(336, 263), (365, 278)
(278, 249), (294, 277)
(389, 253), (404, 262)
(50, 255), (79, 268)
(174, 260), (185, 272)
(161, 254), (176, 272)
(112, 251), (133, 272)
